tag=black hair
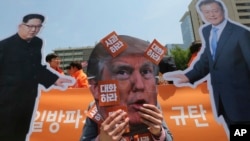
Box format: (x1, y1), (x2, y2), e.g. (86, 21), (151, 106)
(198, 0), (225, 13)
(45, 53), (59, 62)
(69, 61), (83, 70)
(23, 13), (45, 23)
(189, 41), (202, 54)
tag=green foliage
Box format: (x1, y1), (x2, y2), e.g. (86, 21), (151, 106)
(170, 45), (190, 70)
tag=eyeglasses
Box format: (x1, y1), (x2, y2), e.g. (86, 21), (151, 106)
(23, 24), (43, 29)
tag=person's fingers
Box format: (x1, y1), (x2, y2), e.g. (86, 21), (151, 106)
(139, 104), (162, 120)
(101, 109), (123, 132)
(99, 110), (129, 141)
(138, 104), (163, 135)
(109, 117), (129, 138)
(139, 111), (162, 126)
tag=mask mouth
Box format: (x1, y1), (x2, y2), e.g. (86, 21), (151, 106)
(128, 99), (146, 105)
(134, 99), (146, 105)
(128, 99), (147, 111)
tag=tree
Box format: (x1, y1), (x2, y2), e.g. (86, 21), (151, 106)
(169, 45), (189, 70)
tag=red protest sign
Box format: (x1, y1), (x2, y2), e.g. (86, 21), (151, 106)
(144, 39), (167, 65)
(98, 80), (120, 106)
(100, 31), (127, 57)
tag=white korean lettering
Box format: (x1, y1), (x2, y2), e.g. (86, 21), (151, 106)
(32, 122), (43, 132)
(100, 93), (117, 102)
(110, 41), (123, 53)
(41, 110), (47, 121)
(152, 44), (164, 55)
(188, 105), (208, 127)
(100, 84), (117, 93)
(105, 35), (118, 46)
(57, 110), (65, 122)
(94, 113), (102, 121)
(49, 122), (60, 133)
(34, 111), (41, 121)
(170, 106), (189, 125)
(46, 111), (58, 122)
(63, 110), (83, 128)
(147, 49), (160, 61)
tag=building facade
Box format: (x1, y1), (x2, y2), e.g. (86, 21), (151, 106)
(54, 46), (94, 72)
(180, 11), (195, 49)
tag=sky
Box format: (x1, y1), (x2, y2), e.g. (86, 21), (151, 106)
(0, 0), (192, 55)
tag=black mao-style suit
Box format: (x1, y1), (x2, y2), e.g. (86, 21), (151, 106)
(185, 21), (250, 125)
(0, 33), (58, 140)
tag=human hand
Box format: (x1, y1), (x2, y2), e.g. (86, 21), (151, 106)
(54, 76), (75, 90)
(99, 109), (129, 141)
(138, 104), (163, 137)
(163, 71), (189, 86)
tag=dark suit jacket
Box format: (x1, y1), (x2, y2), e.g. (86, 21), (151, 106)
(185, 21), (250, 122)
(0, 33), (59, 136)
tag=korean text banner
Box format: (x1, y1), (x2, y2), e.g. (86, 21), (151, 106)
(29, 83), (228, 141)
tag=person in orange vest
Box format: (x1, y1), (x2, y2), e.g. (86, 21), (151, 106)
(45, 53), (64, 74)
(66, 61), (89, 88)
